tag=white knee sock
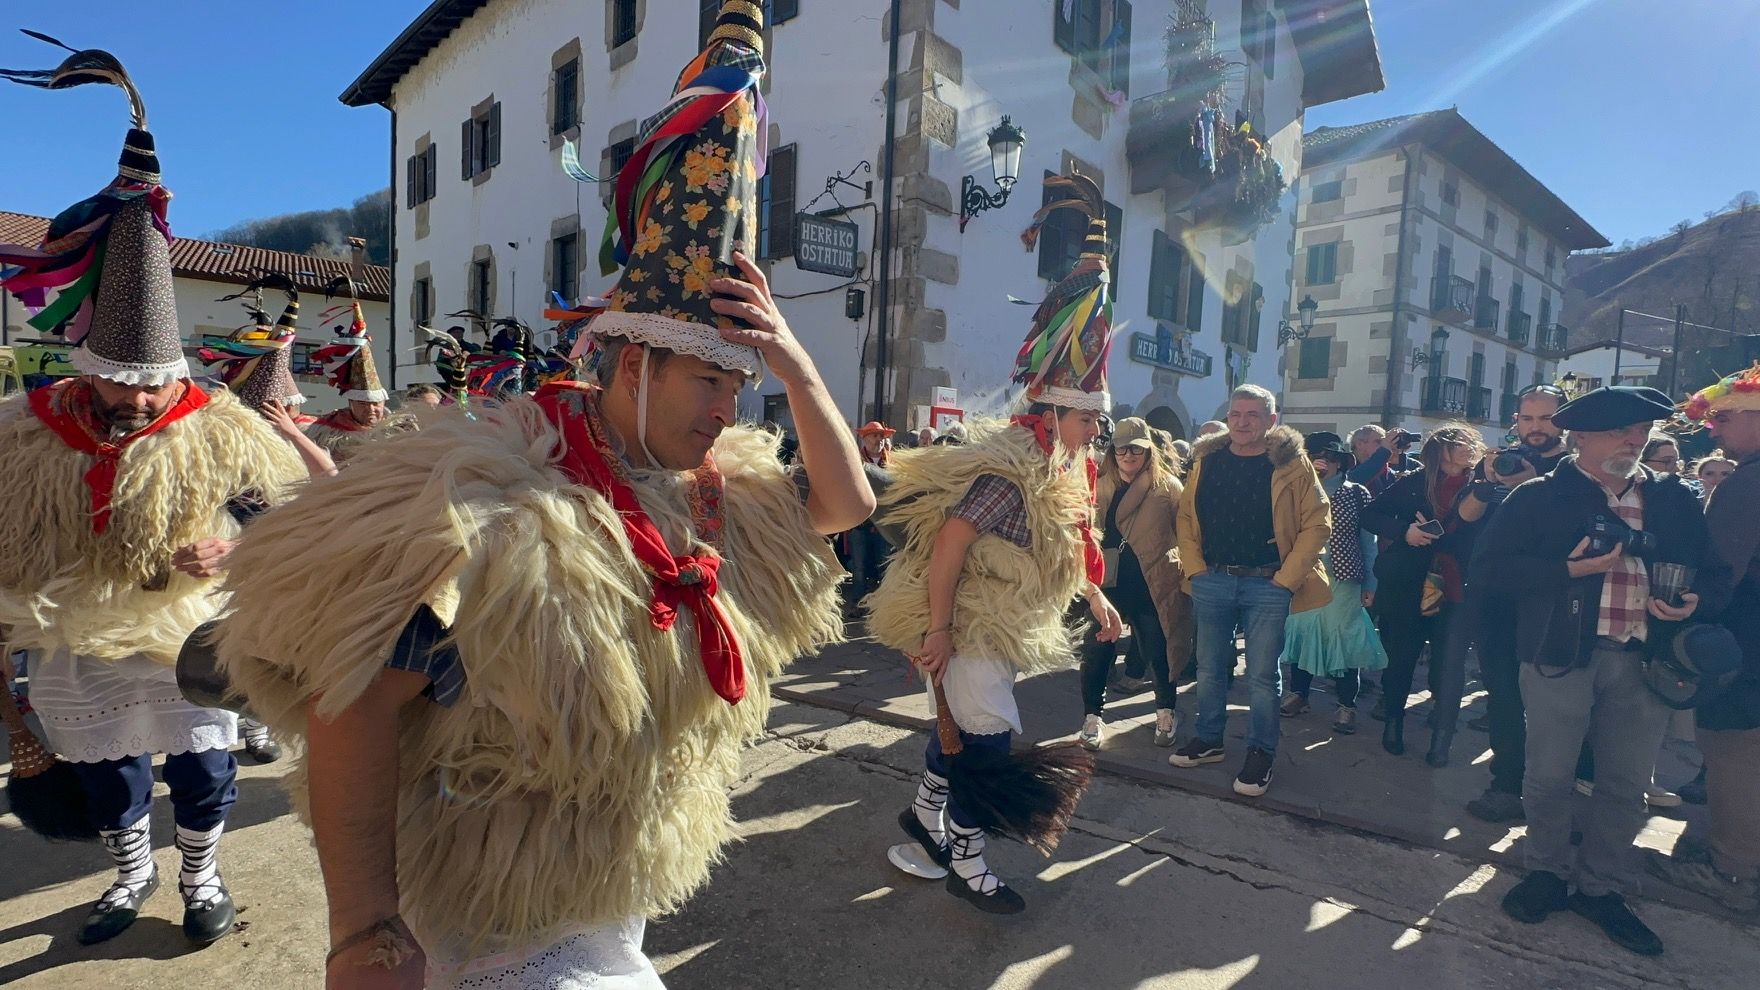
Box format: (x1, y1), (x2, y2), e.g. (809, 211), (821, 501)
(947, 820), (1004, 895)
(175, 823), (226, 904)
(98, 813), (155, 905)
(912, 770), (949, 849)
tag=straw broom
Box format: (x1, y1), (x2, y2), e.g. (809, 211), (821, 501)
(933, 688), (1093, 855)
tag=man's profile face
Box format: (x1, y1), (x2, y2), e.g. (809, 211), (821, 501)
(639, 350), (744, 470)
(1050, 408), (1103, 453)
(89, 376), (177, 435)
(1710, 408), (1760, 461)
(1515, 394), (1563, 451)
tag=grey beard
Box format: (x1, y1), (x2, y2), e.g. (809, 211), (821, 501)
(1602, 454), (1640, 477)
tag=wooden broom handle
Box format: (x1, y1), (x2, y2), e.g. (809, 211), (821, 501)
(934, 687), (964, 756)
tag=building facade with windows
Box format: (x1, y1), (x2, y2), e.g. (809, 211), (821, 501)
(1277, 109), (1609, 442)
(344, 0), (1379, 434)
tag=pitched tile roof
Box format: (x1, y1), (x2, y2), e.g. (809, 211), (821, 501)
(0, 210), (391, 300)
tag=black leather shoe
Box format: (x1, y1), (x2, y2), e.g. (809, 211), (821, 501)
(77, 871), (159, 945)
(244, 737), (282, 764)
(182, 882), (237, 946)
(1569, 892), (1663, 956)
(1381, 718), (1405, 756)
(1425, 728), (1454, 768)
(897, 808), (951, 868)
(945, 871), (1026, 915)
(1502, 870), (1569, 924)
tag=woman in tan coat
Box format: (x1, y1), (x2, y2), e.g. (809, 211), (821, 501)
(1078, 418), (1194, 750)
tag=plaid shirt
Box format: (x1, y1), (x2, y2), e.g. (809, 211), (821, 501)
(952, 474), (1032, 549)
(1579, 465), (1649, 643)
(382, 605), (466, 707)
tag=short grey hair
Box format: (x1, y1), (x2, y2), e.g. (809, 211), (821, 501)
(1351, 424), (1385, 444)
(1229, 384), (1277, 416)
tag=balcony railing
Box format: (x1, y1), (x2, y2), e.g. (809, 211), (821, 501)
(1474, 295), (1501, 331)
(1508, 310), (1532, 347)
(1467, 386), (1493, 421)
(1422, 376), (1469, 415)
(1430, 275), (1474, 322)
(1537, 322), (1570, 354)
(1500, 392), (1520, 425)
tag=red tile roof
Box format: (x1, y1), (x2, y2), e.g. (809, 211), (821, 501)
(0, 210), (391, 300)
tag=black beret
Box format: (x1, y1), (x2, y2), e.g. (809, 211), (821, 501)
(1551, 386), (1675, 431)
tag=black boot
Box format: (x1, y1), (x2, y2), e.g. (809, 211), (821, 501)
(1426, 727), (1455, 768)
(1382, 713), (1405, 756)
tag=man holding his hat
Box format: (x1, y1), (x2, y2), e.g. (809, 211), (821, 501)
(1646, 366), (1760, 911)
(1475, 385), (1726, 955)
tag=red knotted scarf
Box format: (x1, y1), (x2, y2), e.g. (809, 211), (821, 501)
(29, 379), (209, 534)
(1010, 414), (1105, 586)
(533, 382), (746, 704)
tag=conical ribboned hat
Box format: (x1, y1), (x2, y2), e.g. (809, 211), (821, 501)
(1013, 173), (1116, 411)
(315, 274), (386, 402)
(591, 0), (769, 377)
(0, 33), (187, 385)
(198, 324), (303, 412)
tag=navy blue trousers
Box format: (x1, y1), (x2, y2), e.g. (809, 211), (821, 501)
(72, 749), (238, 832)
(924, 728), (1013, 828)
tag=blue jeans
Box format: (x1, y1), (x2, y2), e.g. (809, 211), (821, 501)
(1191, 571), (1291, 754)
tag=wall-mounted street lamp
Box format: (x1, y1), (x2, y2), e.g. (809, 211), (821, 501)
(1275, 295), (1320, 347)
(1410, 326), (1451, 371)
(959, 116), (1027, 232)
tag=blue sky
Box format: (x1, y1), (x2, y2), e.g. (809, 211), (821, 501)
(0, 0), (1751, 245)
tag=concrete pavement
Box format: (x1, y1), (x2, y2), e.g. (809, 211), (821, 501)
(3, 700), (1755, 989)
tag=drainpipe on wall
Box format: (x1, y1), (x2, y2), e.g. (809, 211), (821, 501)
(871, 0), (902, 424)
(386, 103), (400, 391)
(1380, 143), (1419, 427)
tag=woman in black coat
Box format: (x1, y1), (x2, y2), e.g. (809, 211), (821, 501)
(1361, 425), (1488, 765)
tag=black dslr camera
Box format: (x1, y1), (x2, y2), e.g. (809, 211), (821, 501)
(1582, 513), (1658, 559)
(1492, 446), (1541, 478)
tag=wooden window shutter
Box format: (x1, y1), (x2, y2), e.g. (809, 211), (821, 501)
(765, 145), (797, 259)
(1053, 0), (1076, 53)
(1110, 0), (1132, 96)
(1148, 230), (1177, 322)
(1246, 281), (1264, 351)
(461, 119), (475, 179)
(1105, 199), (1123, 297)
(487, 102), (502, 168)
(1185, 249), (1206, 331)
(407, 156), (417, 207)
(771, 0), (799, 25)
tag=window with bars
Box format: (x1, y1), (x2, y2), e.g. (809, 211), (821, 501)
(1296, 337), (1330, 379)
(1304, 242), (1338, 286)
(1053, 0), (1131, 95)
(413, 277), (433, 363)
(1485, 209), (1499, 238)
(758, 144), (797, 259)
(552, 233), (579, 302)
(552, 60), (580, 134)
(1442, 181), (1459, 207)
(461, 101), (502, 180)
(1311, 180), (1342, 203)
(602, 134), (636, 205)
(405, 145), (439, 207)
(612, 0), (638, 46)
(472, 259), (493, 319)
(1036, 170), (1122, 291)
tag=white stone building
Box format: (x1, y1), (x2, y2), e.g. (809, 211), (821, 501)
(1557, 340), (1670, 394)
(342, 0), (1380, 436)
(1277, 109), (1610, 443)
(0, 210), (392, 414)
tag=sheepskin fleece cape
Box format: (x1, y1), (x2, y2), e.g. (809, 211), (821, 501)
(864, 419), (1091, 675)
(303, 410), (418, 460)
(0, 386), (305, 663)
(214, 394), (843, 947)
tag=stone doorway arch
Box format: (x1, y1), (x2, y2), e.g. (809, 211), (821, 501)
(1144, 405), (1186, 439)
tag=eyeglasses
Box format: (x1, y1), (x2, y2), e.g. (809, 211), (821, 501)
(1642, 455), (1681, 467)
(1517, 384), (1567, 400)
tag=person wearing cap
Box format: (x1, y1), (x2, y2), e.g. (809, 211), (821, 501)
(1280, 432), (1386, 735)
(866, 171), (1119, 914)
(1076, 417), (1190, 751)
(213, 4), (871, 984)
(1475, 385), (1726, 955)
(1647, 366), (1760, 911)
(0, 40), (308, 948)
(1169, 385), (1330, 798)
(857, 420), (894, 466)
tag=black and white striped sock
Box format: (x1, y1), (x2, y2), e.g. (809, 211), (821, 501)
(175, 823), (226, 906)
(947, 820), (1004, 895)
(97, 814), (155, 907)
(912, 770), (949, 850)
(240, 718), (270, 748)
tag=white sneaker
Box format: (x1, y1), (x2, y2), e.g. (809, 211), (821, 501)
(1154, 709), (1177, 747)
(1575, 778), (1595, 797)
(1646, 784), (1682, 808)
(1079, 714), (1103, 751)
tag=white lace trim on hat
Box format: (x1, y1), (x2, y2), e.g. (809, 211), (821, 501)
(1035, 384), (1111, 412)
(341, 388), (389, 402)
(69, 346), (190, 387)
(590, 310), (762, 379)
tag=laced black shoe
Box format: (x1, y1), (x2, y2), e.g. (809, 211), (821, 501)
(1233, 747), (1275, 797)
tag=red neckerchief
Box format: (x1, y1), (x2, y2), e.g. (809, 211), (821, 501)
(1009, 415), (1105, 586)
(315, 408), (369, 432)
(29, 378), (209, 533)
(532, 381), (745, 704)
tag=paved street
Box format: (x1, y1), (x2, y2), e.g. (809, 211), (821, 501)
(3, 694), (1755, 989)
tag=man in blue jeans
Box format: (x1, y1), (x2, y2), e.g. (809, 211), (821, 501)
(1170, 385), (1331, 796)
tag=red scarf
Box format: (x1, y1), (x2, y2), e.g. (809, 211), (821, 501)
(315, 408), (369, 432)
(533, 382), (746, 705)
(1010, 415), (1105, 586)
(29, 379), (209, 533)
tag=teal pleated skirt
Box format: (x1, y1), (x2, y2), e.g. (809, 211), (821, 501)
(1283, 577), (1389, 677)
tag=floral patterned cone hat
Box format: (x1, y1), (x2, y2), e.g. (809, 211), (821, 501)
(591, 0), (769, 376)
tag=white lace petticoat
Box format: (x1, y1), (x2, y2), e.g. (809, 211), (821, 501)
(26, 648), (237, 762)
(425, 917), (664, 989)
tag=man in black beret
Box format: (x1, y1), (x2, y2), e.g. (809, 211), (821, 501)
(1474, 386), (1728, 956)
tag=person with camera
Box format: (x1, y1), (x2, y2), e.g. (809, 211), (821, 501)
(1360, 425), (1486, 765)
(1475, 386), (1723, 957)
(1466, 384), (1573, 820)
(1646, 369), (1760, 911)
(1347, 425), (1421, 498)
